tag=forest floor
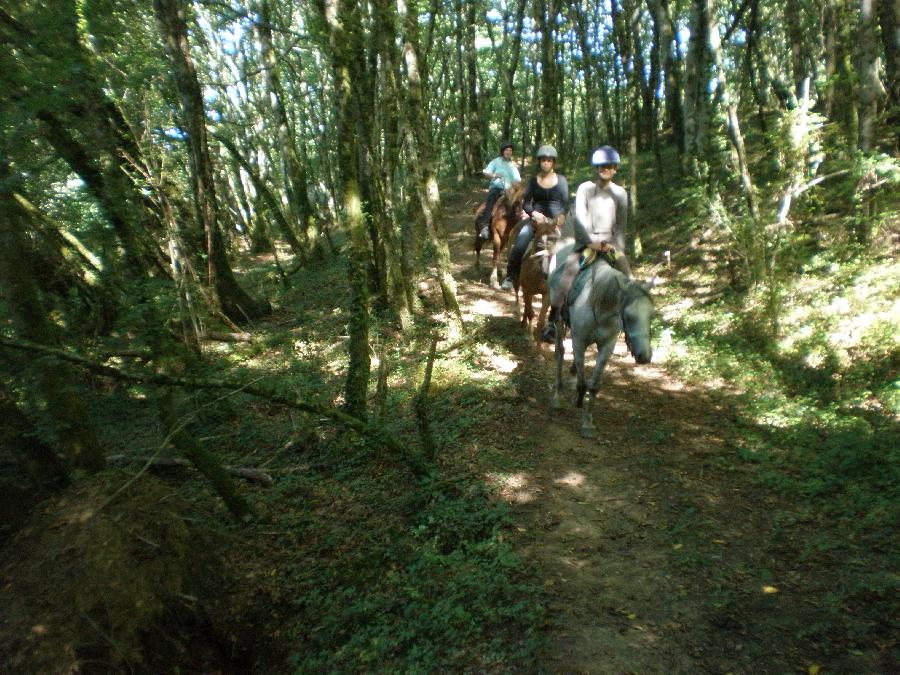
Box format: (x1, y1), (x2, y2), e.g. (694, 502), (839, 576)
(437, 184), (893, 674)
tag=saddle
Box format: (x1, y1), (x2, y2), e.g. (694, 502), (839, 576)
(561, 242), (620, 324)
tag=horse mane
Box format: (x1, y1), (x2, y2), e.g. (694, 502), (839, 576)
(588, 261), (622, 313)
(588, 262), (653, 314)
(501, 182), (525, 207)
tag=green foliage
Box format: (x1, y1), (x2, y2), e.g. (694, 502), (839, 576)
(285, 484), (541, 672)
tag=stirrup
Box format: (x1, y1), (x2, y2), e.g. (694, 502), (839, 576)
(500, 277), (514, 291)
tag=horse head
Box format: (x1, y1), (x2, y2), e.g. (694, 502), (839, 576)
(619, 277), (655, 364)
(500, 182), (526, 220)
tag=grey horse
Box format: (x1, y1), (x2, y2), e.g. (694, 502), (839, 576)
(548, 244), (655, 437)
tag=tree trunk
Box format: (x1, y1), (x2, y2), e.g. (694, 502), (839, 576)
(153, 0), (269, 323)
(502, 0), (527, 141)
(398, 0), (465, 330)
(321, 0), (371, 420)
(858, 0), (885, 150)
(257, 0), (316, 260)
(0, 187), (105, 473)
(536, 0), (561, 145)
(683, 0), (713, 174)
(464, 0), (482, 171)
(879, 0), (900, 127)
(573, 1), (598, 150)
(708, 0), (760, 218)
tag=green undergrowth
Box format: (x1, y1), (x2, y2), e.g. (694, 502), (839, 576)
(637, 153), (900, 656)
(178, 265), (543, 671)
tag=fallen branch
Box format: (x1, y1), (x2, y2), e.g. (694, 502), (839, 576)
(203, 331), (253, 343)
(0, 335), (428, 476)
(107, 454), (275, 486)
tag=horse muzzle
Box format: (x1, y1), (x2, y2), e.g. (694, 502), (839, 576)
(625, 334), (652, 364)
(633, 348), (652, 364)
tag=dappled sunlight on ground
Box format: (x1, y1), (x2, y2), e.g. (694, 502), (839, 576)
(484, 471), (541, 504)
(553, 471), (586, 488)
(462, 297), (510, 319)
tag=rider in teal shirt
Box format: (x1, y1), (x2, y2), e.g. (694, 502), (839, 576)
(478, 141), (521, 239)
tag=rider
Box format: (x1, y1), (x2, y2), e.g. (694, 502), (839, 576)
(541, 145), (633, 343)
(500, 144), (569, 291)
(478, 140), (521, 240)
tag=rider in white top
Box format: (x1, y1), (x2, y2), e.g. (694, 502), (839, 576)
(542, 145), (632, 343)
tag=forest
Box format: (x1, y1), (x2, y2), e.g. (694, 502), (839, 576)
(0, 0), (897, 672)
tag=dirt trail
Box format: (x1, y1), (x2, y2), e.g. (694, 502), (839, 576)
(440, 187), (833, 674)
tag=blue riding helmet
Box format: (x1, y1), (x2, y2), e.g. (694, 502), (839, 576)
(591, 145), (621, 166)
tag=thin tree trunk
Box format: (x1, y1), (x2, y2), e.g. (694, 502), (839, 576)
(573, 1), (598, 150)
(258, 0), (316, 260)
(708, 0), (760, 218)
(464, 0), (482, 171)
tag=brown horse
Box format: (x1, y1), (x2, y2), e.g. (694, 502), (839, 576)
(473, 183), (525, 289)
(514, 216), (564, 344)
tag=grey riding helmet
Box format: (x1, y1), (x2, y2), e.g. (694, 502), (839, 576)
(536, 144), (558, 160)
(591, 145), (621, 166)
(499, 140), (514, 152)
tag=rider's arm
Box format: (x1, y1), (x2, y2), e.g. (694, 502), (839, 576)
(612, 185), (628, 253)
(574, 182), (595, 248)
(557, 176), (570, 214)
(522, 176), (536, 217)
(483, 158), (499, 179)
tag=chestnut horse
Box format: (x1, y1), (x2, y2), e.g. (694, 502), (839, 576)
(514, 215), (563, 344)
(473, 183), (525, 289)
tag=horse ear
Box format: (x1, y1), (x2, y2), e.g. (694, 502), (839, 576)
(642, 275), (659, 291)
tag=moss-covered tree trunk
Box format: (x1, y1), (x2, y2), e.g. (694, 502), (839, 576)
(322, 0), (371, 420)
(399, 0), (464, 329)
(0, 188), (104, 473)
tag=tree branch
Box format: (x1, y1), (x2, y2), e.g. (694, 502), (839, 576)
(0, 335), (427, 475)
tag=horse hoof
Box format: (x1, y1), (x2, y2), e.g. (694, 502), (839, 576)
(580, 427), (595, 439)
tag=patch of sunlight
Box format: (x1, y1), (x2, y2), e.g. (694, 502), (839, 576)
(559, 555), (588, 570)
(484, 471), (540, 504)
(490, 352), (517, 374)
(553, 471), (586, 488)
(467, 297), (508, 318)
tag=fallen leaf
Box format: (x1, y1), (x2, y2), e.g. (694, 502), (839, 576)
(808, 665), (822, 674)
(762, 585), (779, 594)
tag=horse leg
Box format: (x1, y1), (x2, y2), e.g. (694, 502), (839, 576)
(572, 336), (588, 412)
(551, 330), (565, 410)
(535, 289), (549, 347)
(489, 226), (504, 289)
(581, 337), (616, 439)
(522, 290), (534, 332)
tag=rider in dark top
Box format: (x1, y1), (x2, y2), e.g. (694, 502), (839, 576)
(500, 144), (569, 291)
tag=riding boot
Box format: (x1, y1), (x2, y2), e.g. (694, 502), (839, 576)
(541, 306), (559, 343)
